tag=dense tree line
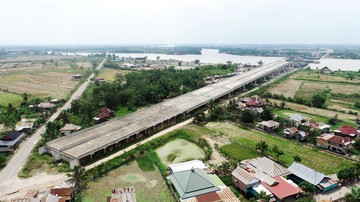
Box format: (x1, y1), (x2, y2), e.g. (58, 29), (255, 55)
(69, 65), (236, 127)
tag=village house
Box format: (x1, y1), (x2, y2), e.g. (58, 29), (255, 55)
(46, 187), (72, 202)
(288, 114), (307, 126)
(15, 117), (35, 133)
(296, 131), (309, 141)
(60, 123), (81, 136)
(283, 127), (298, 138)
(257, 120), (280, 132)
(316, 133), (354, 154)
(167, 160), (239, 202)
(107, 187), (136, 202)
(37, 102), (56, 110)
(305, 119), (331, 131)
(334, 125), (358, 139)
(288, 162), (338, 192)
(93, 107), (114, 123)
(232, 157), (302, 201)
(239, 95), (265, 108)
(0, 130), (26, 152)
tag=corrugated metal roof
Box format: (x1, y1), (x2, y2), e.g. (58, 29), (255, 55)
(168, 160), (206, 173)
(231, 166), (259, 185)
(288, 162), (327, 186)
(247, 157), (290, 177)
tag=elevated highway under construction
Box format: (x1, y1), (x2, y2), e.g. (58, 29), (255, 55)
(44, 59), (293, 168)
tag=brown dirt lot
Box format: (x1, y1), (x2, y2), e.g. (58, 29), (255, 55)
(0, 81), (70, 98)
(301, 81), (360, 95)
(291, 71), (360, 84)
(268, 79), (303, 98)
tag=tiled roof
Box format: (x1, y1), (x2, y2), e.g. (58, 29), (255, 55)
(337, 125), (357, 136)
(328, 135), (351, 145)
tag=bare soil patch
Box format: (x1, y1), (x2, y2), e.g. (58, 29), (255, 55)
(268, 79), (303, 97)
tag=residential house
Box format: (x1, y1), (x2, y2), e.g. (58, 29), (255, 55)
(288, 162), (338, 192)
(283, 127), (298, 138)
(15, 117), (35, 133)
(46, 187), (72, 202)
(60, 123), (81, 136)
(0, 130), (26, 152)
(93, 107), (114, 123)
(95, 78), (107, 83)
(240, 95), (265, 108)
(316, 133), (353, 154)
(289, 114), (307, 125)
(37, 103), (56, 110)
(335, 125), (358, 138)
(168, 161), (239, 202)
(320, 66), (332, 74)
(106, 187), (136, 202)
(257, 120), (280, 131)
(232, 157), (302, 201)
(306, 119), (331, 131)
(296, 131), (309, 141)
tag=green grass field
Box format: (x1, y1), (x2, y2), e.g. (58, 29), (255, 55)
(0, 91), (23, 106)
(136, 155), (156, 172)
(220, 142), (261, 161)
(205, 122), (354, 174)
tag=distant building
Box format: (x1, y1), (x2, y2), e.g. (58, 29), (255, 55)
(0, 130), (26, 152)
(335, 125), (358, 138)
(257, 120), (280, 131)
(72, 74), (82, 80)
(289, 114), (307, 125)
(316, 133), (353, 154)
(15, 117), (35, 133)
(60, 124), (81, 136)
(37, 103), (56, 110)
(93, 107), (114, 123)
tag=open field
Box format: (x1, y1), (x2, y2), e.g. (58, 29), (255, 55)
(0, 91), (23, 106)
(270, 99), (357, 122)
(221, 142), (261, 161)
(267, 70), (360, 112)
(97, 68), (133, 81)
(268, 79), (303, 98)
(84, 161), (174, 202)
(205, 122), (354, 174)
(0, 57), (99, 102)
(156, 139), (205, 164)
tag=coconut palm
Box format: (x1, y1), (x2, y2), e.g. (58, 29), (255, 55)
(256, 141), (269, 156)
(67, 166), (89, 200)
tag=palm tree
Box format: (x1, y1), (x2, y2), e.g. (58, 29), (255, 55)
(272, 145), (284, 161)
(67, 166), (89, 200)
(257, 190), (271, 202)
(256, 141), (269, 156)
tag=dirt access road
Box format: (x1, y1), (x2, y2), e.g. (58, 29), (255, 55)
(0, 59), (106, 199)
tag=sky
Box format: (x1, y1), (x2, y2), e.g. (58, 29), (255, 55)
(0, 0), (359, 45)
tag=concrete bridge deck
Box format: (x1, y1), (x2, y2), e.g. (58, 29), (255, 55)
(45, 59), (290, 167)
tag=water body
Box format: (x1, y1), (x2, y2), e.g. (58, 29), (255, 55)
(115, 49), (283, 65)
(309, 58), (360, 71)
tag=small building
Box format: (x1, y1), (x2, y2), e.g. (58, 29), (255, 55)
(356, 116), (360, 124)
(335, 125), (358, 138)
(95, 78), (106, 83)
(60, 124), (81, 136)
(257, 120), (280, 131)
(37, 103), (56, 110)
(168, 161), (239, 202)
(72, 74), (82, 80)
(288, 162), (338, 192)
(284, 127), (298, 138)
(93, 107), (114, 123)
(0, 130), (26, 152)
(15, 117), (35, 133)
(106, 187), (136, 202)
(296, 131), (309, 141)
(306, 119), (331, 131)
(289, 114), (307, 125)
(46, 187), (72, 202)
(316, 133), (353, 154)
(320, 66), (332, 74)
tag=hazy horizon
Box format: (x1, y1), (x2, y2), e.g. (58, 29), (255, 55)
(1, 0), (359, 45)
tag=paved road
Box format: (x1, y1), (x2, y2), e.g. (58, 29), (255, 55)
(0, 58), (105, 198)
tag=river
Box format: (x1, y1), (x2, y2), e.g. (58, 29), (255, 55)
(309, 58), (360, 71)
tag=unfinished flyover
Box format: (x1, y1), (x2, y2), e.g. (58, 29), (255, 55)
(44, 59), (292, 168)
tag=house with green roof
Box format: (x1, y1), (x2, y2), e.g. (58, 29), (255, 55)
(168, 168), (220, 199)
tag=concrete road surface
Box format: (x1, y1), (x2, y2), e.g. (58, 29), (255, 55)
(0, 58), (105, 198)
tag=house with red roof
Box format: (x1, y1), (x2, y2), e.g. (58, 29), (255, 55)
(316, 133), (354, 154)
(93, 107), (114, 123)
(335, 125), (358, 138)
(232, 157), (302, 201)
